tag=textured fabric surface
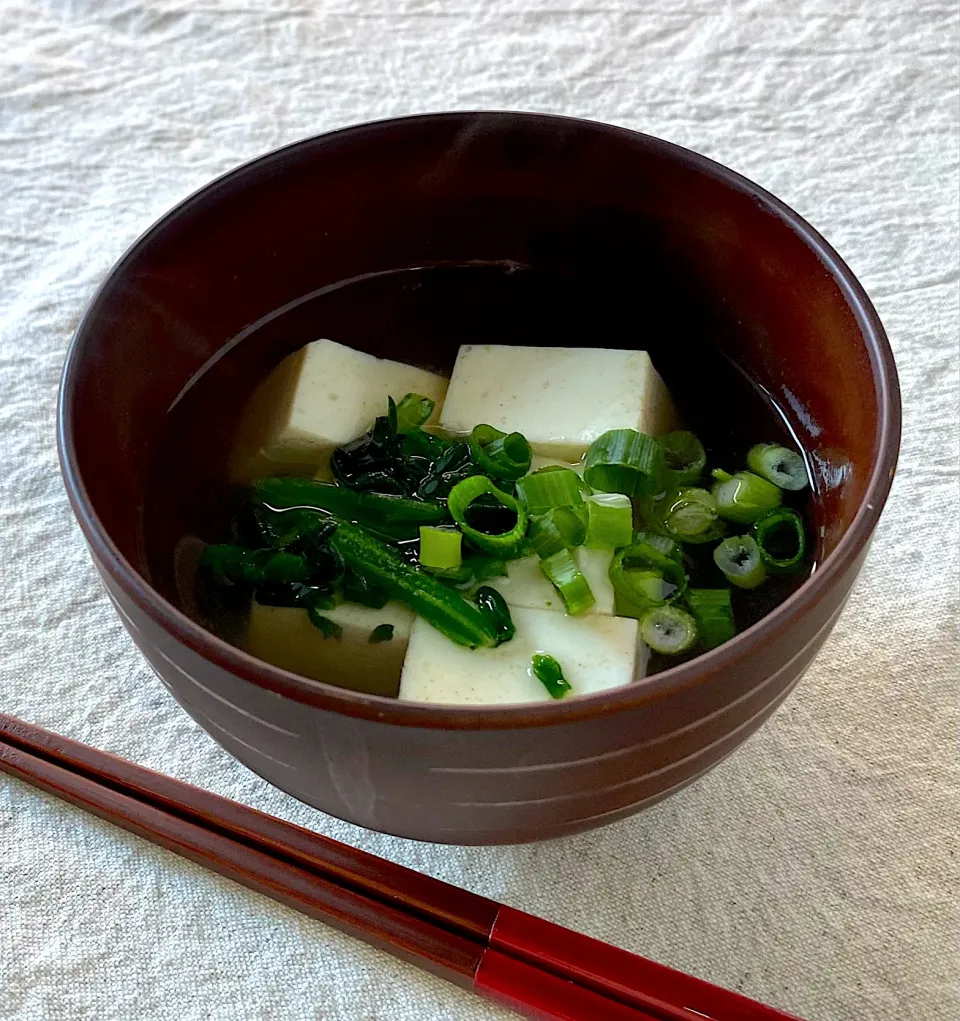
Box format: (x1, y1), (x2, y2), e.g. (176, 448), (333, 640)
(1, 2), (958, 1019)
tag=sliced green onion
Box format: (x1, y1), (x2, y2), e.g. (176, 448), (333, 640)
(447, 475), (529, 558)
(529, 506), (587, 559)
(368, 623), (395, 643)
(640, 606), (698, 655)
(660, 487), (725, 544)
(418, 526), (463, 572)
(584, 493), (633, 550)
(711, 470), (782, 524)
(753, 508), (806, 573)
(200, 545), (311, 584)
(530, 653), (572, 700)
(306, 606), (343, 639)
(256, 477), (449, 540)
(394, 393), (435, 434)
(685, 589), (736, 649)
(713, 535), (767, 589)
(632, 530), (683, 561)
(469, 424), (532, 482)
(474, 586), (516, 646)
(515, 467), (584, 515)
(747, 443), (808, 491)
(660, 431), (707, 486)
(583, 429), (663, 497)
(329, 521), (498, 649)
(539, 548), (595, 615)
(608, 540), (687, 613)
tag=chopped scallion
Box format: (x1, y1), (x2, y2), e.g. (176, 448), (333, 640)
(640, 606), (698, 655)
(469, 424), (532, 482)
(394, 393), (436, 434)
(584, 493), (633, 550)
(712, 535), (767, 589)
(530, 653), (572, 700)
(711, 470), (782, 524)
(660, 487), (725, 544)
(529, 506), (587, 559)
(660, 431), (707, 486)
(753, 507), (806, 573)
(583, 429), (664, 497)
(515, 467), (584, 515)
(447, 476), (528, 558)
(418, 526), (463, 572)
(685, 589), (736, 648)
(539, 548), (595, 615)
(747, 444), (809, 491)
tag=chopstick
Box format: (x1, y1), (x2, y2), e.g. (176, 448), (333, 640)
(0, 713), (802, 1021)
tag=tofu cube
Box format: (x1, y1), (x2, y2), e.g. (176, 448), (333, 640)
(230, 339), (447, 480)
(438, 345), (675, 462)
(246, 600), (414, 697)
(484, 548), (616, 615)
(398, 607), (643, 705)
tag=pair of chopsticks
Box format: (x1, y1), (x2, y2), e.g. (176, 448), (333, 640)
(0, 713), (801, 1021)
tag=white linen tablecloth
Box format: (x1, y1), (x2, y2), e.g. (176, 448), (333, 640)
(1, 2), (957, 1019)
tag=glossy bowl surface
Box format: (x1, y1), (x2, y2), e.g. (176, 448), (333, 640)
(59, 113), (899, 844)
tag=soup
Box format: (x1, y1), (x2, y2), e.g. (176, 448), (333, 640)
(145, 265), (815, 704)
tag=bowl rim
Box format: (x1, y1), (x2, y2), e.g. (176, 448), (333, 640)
(58, 110), (901, 730)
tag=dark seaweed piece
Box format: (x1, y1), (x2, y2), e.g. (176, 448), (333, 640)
(341, 567), (391, 609)
(253, 582), (338, 610)
(368, 623), (395, 644)
(415, 441), (477, 500)
(306, 605), (343, 639)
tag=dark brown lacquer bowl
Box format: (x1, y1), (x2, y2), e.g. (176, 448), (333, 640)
(58, 113), (900, 844)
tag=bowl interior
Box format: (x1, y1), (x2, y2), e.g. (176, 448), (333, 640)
(62, 113), (893, 694)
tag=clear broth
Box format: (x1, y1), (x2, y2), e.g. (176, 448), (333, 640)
(144, 264), (817, 689)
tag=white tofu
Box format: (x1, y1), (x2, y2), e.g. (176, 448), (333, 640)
(399, 607), (642, 705)
(246, 600), (414, 697)
(230, 339), (447, 480)
(484, 548), (616, 615)
(438, 345), (676, 462)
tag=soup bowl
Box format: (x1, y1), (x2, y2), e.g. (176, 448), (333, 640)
(58, 113), (899, 844)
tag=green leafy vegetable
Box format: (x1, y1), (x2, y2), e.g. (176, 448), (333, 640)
(531, 653), (572, 700)
(328, 520), (498, 649)
(200, 545), (311, 585)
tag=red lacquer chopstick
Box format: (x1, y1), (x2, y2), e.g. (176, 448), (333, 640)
(0, 713), (803, 1021)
